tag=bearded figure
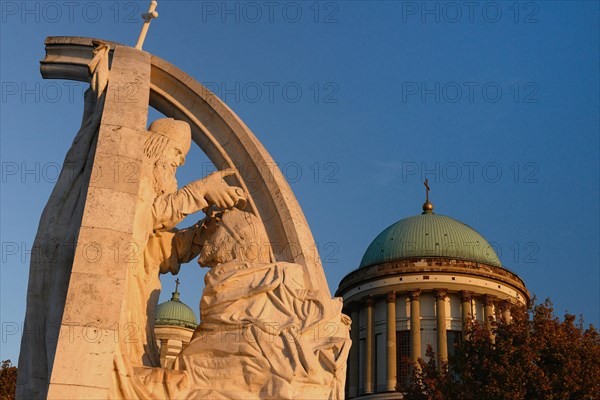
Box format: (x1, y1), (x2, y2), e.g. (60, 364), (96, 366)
(132, 209), (351, 400)
(111, 118), (246, 398)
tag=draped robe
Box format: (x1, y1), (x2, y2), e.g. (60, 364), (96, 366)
(132, 261), (351, 400)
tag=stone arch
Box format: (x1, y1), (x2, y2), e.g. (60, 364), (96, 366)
(40, 36), (328, 293)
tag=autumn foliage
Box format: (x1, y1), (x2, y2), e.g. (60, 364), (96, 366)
(0, 360), (17, 400)
(403, 299), (600, 400)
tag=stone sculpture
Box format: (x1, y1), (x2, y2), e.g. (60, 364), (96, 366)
(130, 209), (350, 399)
(18, 35), (350, 399)
(121, 118), (246, 364)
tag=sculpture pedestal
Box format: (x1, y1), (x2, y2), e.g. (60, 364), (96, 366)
(47, 45), (151, 399)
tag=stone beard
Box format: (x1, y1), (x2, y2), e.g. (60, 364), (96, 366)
(153, 160), (178, 195)
(144, 133), (180, 195)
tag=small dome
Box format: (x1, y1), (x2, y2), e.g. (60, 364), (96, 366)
(155, 288), (198, 329)
(360, 212), (501, 268)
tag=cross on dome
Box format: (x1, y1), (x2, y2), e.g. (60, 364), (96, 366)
(422, 179), (434, 214)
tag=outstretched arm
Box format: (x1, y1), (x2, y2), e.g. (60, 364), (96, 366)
(155, 223), (204, 274)
(152, 169), (246, 231)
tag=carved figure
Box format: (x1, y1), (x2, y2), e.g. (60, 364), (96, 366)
(131, 209), (351, 399)
(127, 118), (246, 365)
(112, 119), (246, 397)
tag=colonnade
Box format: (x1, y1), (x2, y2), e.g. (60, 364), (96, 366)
(347, 290), (505, 397)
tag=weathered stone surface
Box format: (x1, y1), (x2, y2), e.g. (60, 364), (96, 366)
(19, 43), (154, 400)
(87, 153), (144, 194)
(82, 188), (138, 233)
(49, 326), (118, 388)
(61, 272), (126, 329)
(71, 227), (141, 278)
(96, 125), (147, 160)
(46, 384), (108, 399)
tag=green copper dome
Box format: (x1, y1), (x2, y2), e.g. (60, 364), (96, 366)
(155, 285), (198, 330)
(359, 211), (502, 268)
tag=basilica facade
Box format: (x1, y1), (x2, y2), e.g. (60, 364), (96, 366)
(336, 195), (529, 399)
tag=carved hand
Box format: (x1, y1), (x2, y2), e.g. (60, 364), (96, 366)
(200, 169), (246, 209)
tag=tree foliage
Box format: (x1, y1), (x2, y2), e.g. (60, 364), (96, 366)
(0, 360), (17, 400)
(403, 299), (600, 400)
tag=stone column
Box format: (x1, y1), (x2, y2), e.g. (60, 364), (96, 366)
(435, 289), (448, 369)
(500, 300), (512, 324)
(483, 295), (496, 342)
(159, 339), (169, 368)
(365, 297), (375, 394)
(409, 290), (421, 364)
(460, 291), (472, 340)
(483, 295), (494, 331)
(386, 293), (397, 392)
(348, 305), (360, 398)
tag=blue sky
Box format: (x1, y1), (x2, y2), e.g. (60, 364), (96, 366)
(1, 1), (598, 363)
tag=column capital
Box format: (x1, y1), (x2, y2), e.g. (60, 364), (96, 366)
(434, 289), (447, 300)
(365, 297), (375, 307)
(460, 291), (472, 302)
(483, 294), (495, 306)
(409, 290), (421, 300)
(386, 292), (397, 303)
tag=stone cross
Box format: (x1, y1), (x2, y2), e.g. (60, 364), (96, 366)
(135, 1), (159, 50)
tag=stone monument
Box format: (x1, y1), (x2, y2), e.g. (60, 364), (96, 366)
(17, 3), (350, 399)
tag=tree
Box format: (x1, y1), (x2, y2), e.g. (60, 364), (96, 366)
(0, 360), (17, 400)
(403, 299), (600, 400)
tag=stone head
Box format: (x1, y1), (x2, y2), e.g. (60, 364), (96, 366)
(197, 209), (273, 267)
(145, 118), (192, 194)
(148, 118), (191, 154)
